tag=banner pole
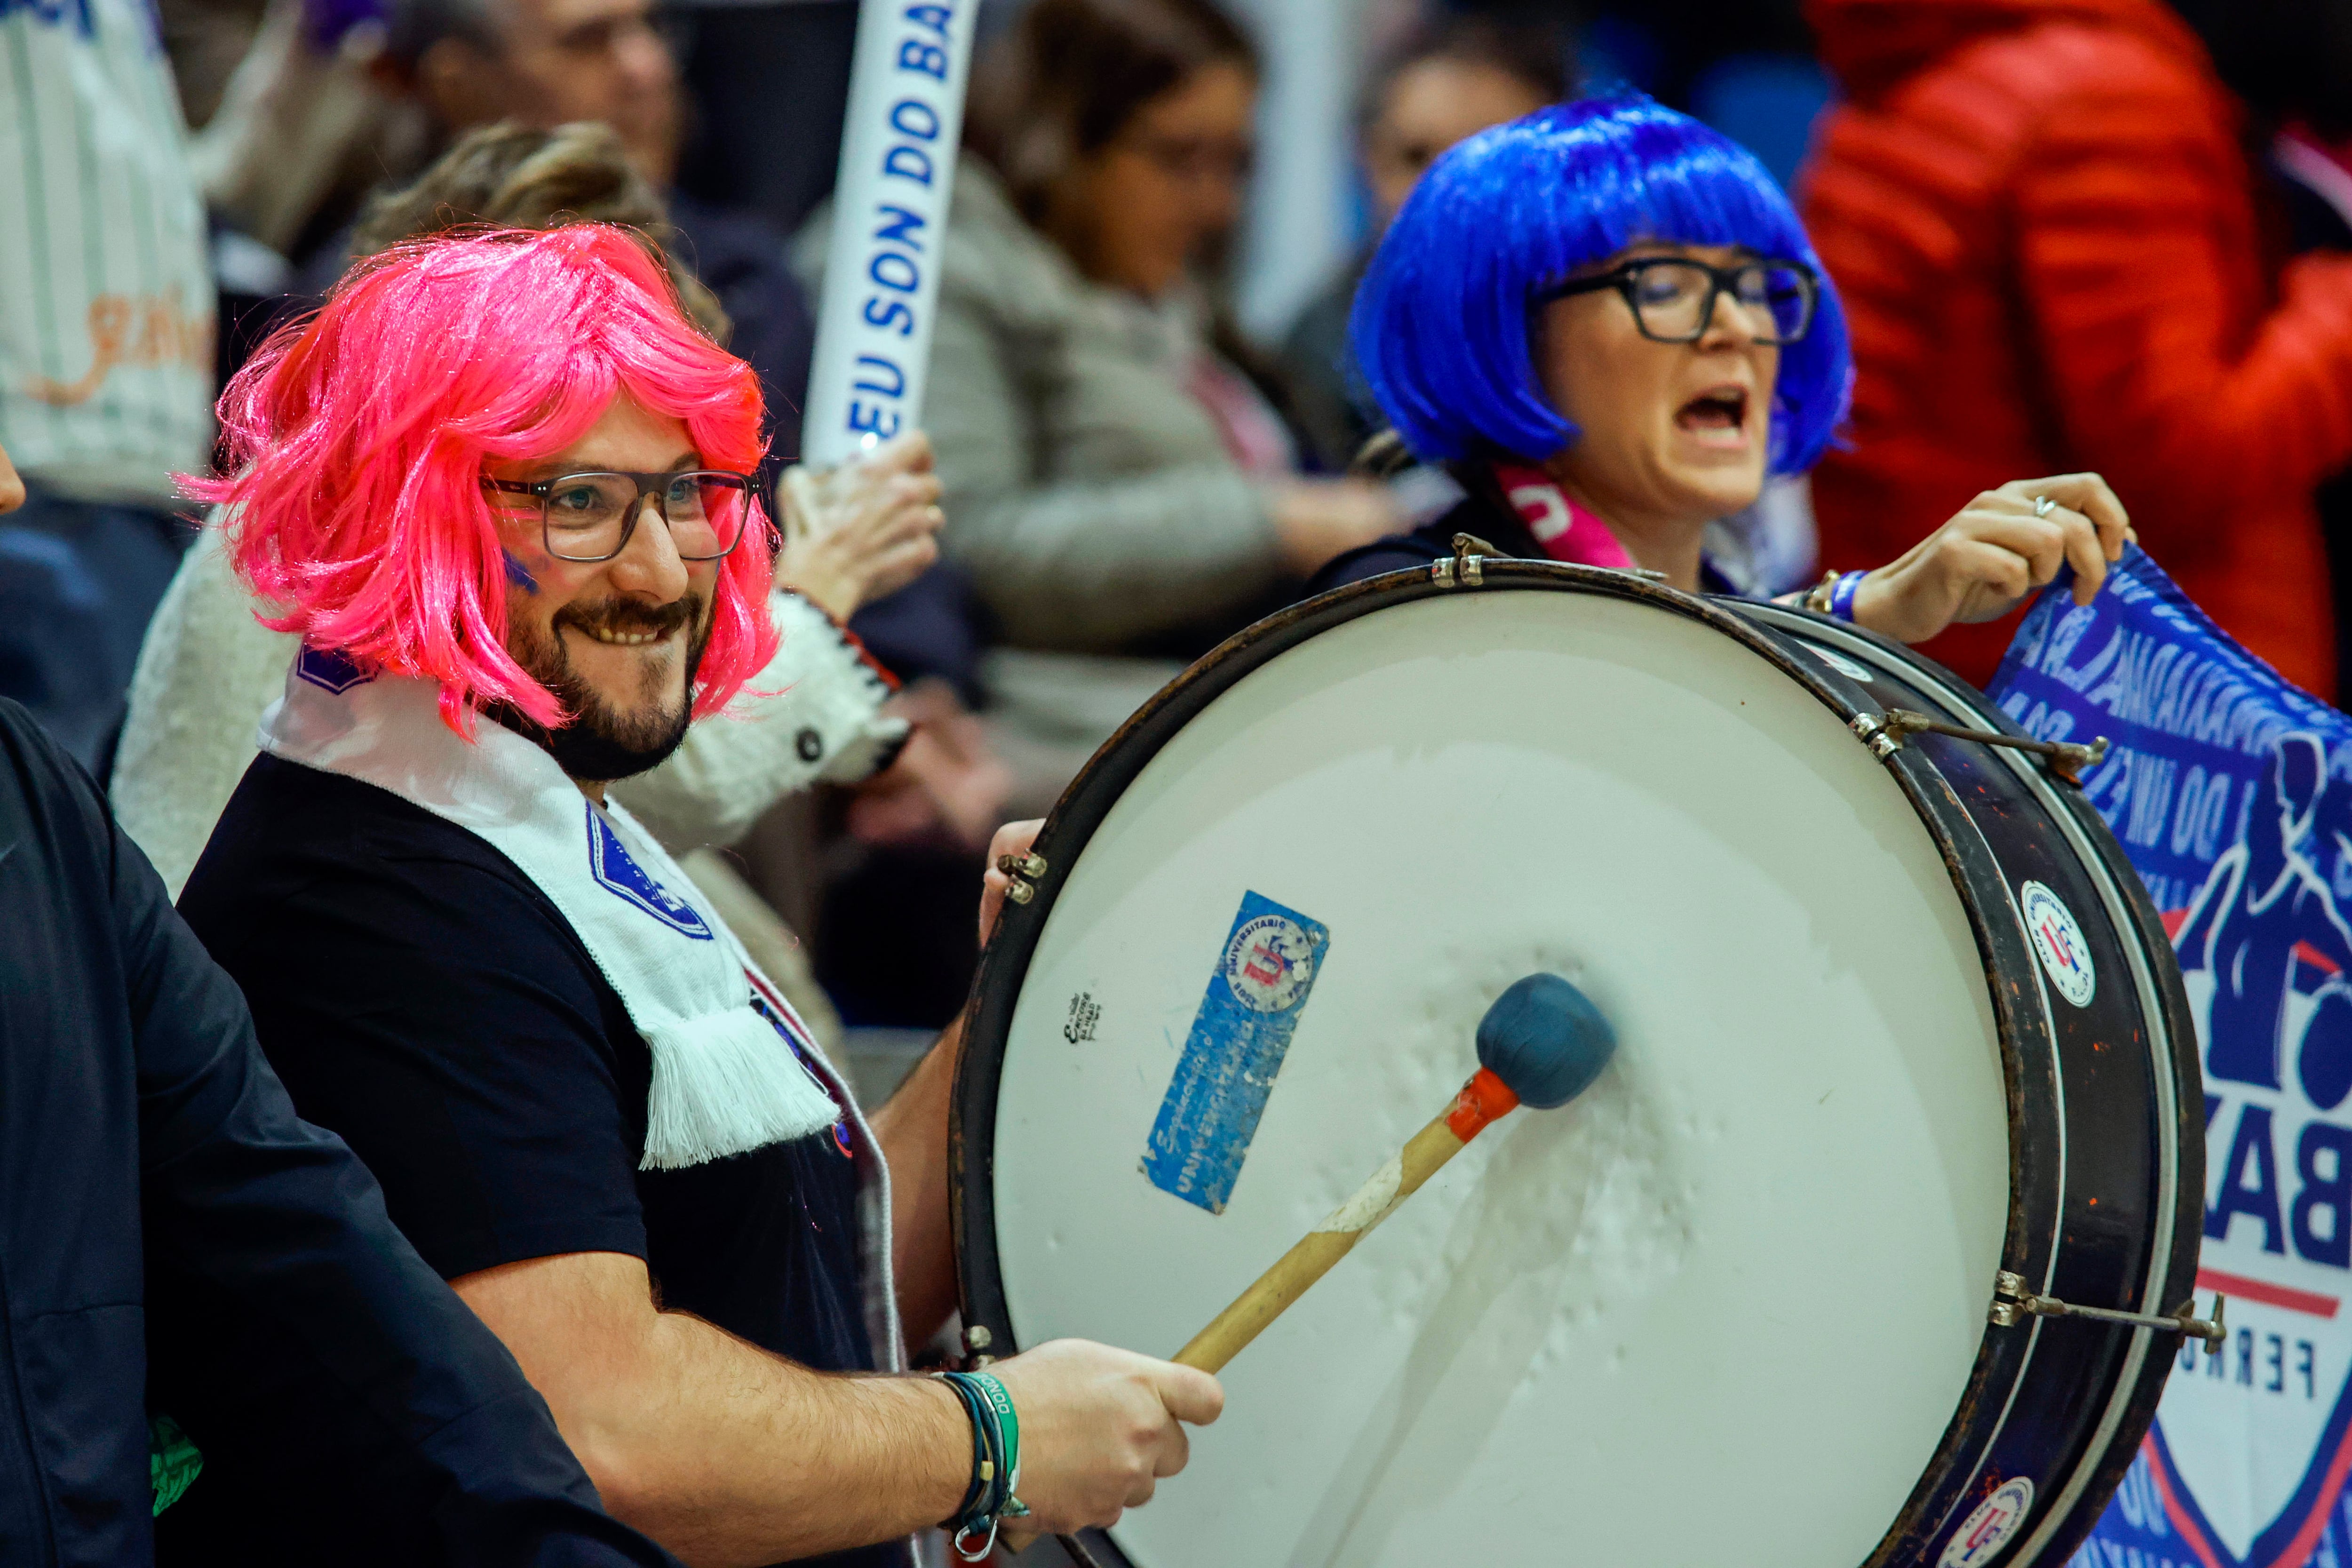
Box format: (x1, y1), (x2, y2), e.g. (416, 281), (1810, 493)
(801, 1), (980, 470)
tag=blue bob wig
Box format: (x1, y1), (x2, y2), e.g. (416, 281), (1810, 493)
(1351, 94), (1851, 474)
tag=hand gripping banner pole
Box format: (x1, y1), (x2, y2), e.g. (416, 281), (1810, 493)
(801, 2), (979, 469)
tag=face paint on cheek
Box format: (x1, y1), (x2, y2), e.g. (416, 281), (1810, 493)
(503, 550), (540, 594)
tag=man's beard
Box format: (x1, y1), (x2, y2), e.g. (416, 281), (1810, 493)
(496, 592), (713, 784)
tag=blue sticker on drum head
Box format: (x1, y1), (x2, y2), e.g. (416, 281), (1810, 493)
(1142, 891), (1330, 1214)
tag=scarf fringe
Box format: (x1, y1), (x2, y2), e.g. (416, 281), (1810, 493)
(641, 1008), (843, 1171)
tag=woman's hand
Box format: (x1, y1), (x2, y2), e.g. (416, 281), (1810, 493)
(775, 432), (946, 621)
(1851, 473), (2136, 645)
(1264, 477), (1404, 576)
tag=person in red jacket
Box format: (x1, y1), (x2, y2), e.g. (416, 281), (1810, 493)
(1803, 0), (2352, 698)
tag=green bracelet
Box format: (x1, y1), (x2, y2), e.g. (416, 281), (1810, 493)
(964, 1369), (1020, 1493)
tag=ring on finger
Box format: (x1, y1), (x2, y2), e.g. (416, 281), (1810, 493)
(2033, 494), (2056, 519)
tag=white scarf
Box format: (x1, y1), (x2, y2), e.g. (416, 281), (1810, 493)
(258, 647), (844, 1171)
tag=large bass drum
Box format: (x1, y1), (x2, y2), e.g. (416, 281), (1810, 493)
(953, 558), (2203, 1568)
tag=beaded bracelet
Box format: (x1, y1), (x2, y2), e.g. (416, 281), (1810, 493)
(936, 1370), (1023, 1561)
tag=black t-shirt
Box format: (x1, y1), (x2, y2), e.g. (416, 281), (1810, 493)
(177, 754), (891, 1567)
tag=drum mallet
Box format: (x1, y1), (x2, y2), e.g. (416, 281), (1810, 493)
(1173, 972), (1617, 1374)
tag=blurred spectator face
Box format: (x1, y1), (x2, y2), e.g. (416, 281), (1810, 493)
(1364, 57), (1549, 228)
(1058, 59), (1257, 298)
(417, 0), (682, 187)
(1535, 243), (1779, 527)
(0, 441), (20, 515)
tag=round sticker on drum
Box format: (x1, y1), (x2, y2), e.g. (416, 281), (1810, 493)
(2020, 881), (2096, 1008)
(1939, 1476), (2035, 1568)
(1804, 642), (1876, 684)
(1222, 914), (1319, 1012)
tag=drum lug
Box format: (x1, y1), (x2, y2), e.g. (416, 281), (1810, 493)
(1989, 1269), (2227, 1344)
(1852, 709), (2110, 784)
(1435, 532), (1496, 588)
(1849, 712), (1905, 761)
(994, 851), (1048, 906)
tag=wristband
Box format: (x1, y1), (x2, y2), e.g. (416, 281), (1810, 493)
(964, 1370), (1020, 1496)
(1827, 569), (1867, 623)
(935, 1370), (1020, 1561)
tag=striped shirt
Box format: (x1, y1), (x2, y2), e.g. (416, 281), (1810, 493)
(0, 0), (213, 504)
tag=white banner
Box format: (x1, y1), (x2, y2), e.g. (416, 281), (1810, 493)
(801, 1), (977, 468)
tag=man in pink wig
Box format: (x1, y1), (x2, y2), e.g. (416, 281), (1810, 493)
(161, 226), (1217, 1567)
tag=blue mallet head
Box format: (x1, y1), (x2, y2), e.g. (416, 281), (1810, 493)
(1475, 973), (1617, 1109)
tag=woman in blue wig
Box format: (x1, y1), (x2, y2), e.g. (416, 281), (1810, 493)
(1318, 95), (2132, 645)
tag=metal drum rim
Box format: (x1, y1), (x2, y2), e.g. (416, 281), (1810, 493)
(951, 560), (2192, 1567)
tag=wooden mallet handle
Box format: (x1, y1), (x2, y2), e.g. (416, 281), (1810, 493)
(1172, 1067), (1521, 1373)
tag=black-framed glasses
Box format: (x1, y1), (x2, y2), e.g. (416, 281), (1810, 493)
(481, 469), (755, 563)
(1540, 257), (1820, 345)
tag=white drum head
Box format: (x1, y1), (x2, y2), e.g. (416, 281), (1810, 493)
(989, 590), (2010, 1568)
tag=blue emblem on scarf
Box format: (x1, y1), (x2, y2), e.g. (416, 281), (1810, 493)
(295, 645), (373, 694)
(585, 805), (713, 939)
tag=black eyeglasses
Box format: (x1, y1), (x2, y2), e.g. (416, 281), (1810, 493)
(481, 469), (755, 564)
(1539, 257), (1820, 346)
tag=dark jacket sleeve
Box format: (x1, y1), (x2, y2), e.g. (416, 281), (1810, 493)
(1304, 537), (1448, 597)
(1301, 493), (1534, 601)
(61, 739), (676, 1566)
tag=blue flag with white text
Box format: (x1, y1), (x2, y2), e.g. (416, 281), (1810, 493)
(1988, 547), (2352, 1568)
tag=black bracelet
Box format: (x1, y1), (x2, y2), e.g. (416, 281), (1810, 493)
(938, 1375), (986, 1526)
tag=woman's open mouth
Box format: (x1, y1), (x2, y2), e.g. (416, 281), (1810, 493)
(1675, 386), (1752, 446)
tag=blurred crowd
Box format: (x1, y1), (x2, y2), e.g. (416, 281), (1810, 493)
(10, 0), (2352, 1044)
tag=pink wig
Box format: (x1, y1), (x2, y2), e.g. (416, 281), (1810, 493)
(192, 224), (779, 735)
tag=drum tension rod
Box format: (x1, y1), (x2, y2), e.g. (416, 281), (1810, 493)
(993, 851), (1049, 906)
(1852, 709), (2110, 785)
(1990, 1270), (2227, 1345)
(1432, 532), (1667, 587)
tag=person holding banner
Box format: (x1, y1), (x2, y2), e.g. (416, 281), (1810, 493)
(1316, 95), (2136, 650)
(161, 227), (1218, 1567)
(803, 0), (1405, 805)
